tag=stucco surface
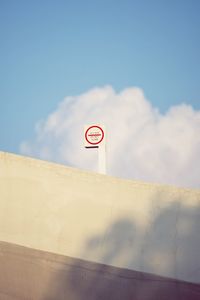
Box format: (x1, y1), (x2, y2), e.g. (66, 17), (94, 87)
(1, 241), (200, 300)
(0, 151), (200, 284)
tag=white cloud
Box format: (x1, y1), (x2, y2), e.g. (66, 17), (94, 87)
(20, 86), (200, 188)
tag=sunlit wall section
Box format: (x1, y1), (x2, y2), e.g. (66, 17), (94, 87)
(0, 151), (199, 284)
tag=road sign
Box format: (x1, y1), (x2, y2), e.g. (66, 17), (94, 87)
(84, 124), (106, 174)
(84, 125), (105, 148)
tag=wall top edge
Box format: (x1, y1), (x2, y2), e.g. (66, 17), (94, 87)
(0, 151), (199, 194)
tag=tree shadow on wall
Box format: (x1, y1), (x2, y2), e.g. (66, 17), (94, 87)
(44, 199), (200, 300)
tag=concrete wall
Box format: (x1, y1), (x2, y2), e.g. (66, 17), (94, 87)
(1, 241), (200, 300)
(0, 152), (200, 291)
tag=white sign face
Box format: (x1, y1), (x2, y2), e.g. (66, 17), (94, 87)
(84, 125), (105, 148)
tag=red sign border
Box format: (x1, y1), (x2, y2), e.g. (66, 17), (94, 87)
(85, 125), (104, 145)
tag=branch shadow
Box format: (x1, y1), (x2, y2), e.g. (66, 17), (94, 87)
(44, 194), (200, 300)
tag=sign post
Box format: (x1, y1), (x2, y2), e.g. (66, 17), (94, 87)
(84, 125), (106, 174)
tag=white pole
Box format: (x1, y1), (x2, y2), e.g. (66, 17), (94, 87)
(98, 144), (106, 174)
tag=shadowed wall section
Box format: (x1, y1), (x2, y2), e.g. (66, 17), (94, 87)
(1, 241), (200, 300)
(0, 151), (200, 299)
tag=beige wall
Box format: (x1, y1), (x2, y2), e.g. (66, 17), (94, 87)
(0, 151), (200, 283)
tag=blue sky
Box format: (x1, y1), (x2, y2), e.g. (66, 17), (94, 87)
(0, 0), (200, 185)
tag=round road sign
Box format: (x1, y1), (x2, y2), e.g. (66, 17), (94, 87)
(85, 125), (104, 145)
